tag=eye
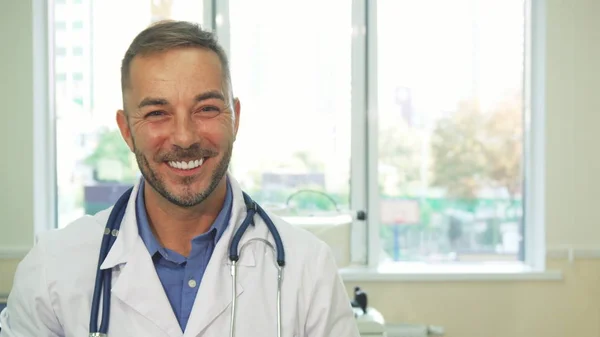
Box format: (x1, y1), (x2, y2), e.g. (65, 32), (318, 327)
(196, 106), (221, 118)
(145, 110), (166, 118)
(200, 106), (220, 112)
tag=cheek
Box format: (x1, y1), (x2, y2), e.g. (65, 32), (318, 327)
(133, 127), (168, 153)
(196, 120), (234, 144)
(206, 129), (234, 148)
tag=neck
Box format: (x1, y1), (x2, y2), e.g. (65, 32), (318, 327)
(143, 177), (228, 257)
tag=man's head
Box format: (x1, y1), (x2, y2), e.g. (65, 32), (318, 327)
(116, 20), (240, 208)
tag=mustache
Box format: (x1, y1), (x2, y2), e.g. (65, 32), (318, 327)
(156, 144), (218, 162)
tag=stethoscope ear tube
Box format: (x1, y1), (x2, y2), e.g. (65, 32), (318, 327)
(229, 193), (285, 266)
(228, 193), (258, 262)
(256, 204), (285, 267)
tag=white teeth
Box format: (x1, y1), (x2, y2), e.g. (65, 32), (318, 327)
(168, 158), (204, 170)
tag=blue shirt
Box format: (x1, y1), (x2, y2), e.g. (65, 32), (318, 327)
(135, 178), (233, 331)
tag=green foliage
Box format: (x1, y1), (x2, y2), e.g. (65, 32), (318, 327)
(430, 96), (523, 199)
(84, 129), (138, 183)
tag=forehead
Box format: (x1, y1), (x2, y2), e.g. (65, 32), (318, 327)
(126, 47), (225, 100)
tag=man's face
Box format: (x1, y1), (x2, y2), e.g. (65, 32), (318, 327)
(117, 47), (240, 208)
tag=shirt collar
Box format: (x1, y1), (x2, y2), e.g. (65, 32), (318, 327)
(135, 177), (234, 256)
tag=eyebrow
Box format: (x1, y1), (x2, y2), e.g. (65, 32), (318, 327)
(137, 90), (226, 109)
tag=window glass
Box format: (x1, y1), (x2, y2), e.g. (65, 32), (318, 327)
(53, 0), (203, 228)
(376, 0), (526, 263)
(228, 0), (353, 216)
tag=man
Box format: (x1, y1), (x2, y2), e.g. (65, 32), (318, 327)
(0, 21), (360, 337)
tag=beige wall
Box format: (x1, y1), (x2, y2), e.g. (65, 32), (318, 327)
(0, 1), (35, 249)
(2, 0), (600, 336)
(0, 0), (35, 294)
(545, 0), (600, 247)
(346, 258), (600, 337)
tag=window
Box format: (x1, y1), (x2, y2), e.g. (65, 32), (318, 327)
(49, 0), (540, 272)
(227, 0), (352, 216)
(55, 47), (67, 56)
(72, 72), (83, 81)
(375, 0), (527, 265)
(72, 21), (84, 30)
(51, 0), (204, 228)
(55, 21), (67, 30)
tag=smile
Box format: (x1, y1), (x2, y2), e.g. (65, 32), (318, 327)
(167, 158), (204, 170)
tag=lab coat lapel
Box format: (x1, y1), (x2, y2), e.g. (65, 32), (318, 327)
(97, 179), (181, 336)
(183, 176), (257, 336)
(111, 236), (183, 337)
(100, 179), (141, 270)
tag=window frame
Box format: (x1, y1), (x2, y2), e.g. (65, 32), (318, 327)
(213, 0), (547, 273)
(358, 0), (547, 274)
(39, 0), (548, 277)
(35, 0), (58, 240)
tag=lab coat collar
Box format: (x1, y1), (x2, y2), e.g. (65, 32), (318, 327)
(99, 177), (141, 270)
(99, 173), (261, 336)
(99, 173), (256, 270)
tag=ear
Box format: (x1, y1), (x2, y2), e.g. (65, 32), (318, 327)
(116, 110), (134, 152)
(233, 98), (241, 141)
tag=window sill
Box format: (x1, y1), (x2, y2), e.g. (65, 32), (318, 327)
(339, 262), (563, 282)
(281, 214), (353, 226)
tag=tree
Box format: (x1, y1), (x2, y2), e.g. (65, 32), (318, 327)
(85, 129), (138, 183)
(430, 95), (523, 199)
(430, 100), (487, 198)
(430, 95), (523, 252)
(482, 97), (523, 197)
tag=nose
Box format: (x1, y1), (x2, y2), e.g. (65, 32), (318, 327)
(172, 113), (198, 149)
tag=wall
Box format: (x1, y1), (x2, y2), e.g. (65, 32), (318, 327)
(2, 1), (600, 336)
(346, 258), (600, 337)
(0, 2), (35, 248)
(0, 0), (35, 293)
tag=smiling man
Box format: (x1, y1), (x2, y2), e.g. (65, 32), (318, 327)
(0, 21), (360, 337)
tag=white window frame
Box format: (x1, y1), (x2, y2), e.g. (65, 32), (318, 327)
(345, 0), (550, 278)
(34, 0), (57, 242)
(212, 0), (548, 277)
(523, 0), (547, 272)
(38, 0), (551, 279)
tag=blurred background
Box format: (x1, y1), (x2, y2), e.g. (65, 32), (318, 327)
(3, 1), (600, 336)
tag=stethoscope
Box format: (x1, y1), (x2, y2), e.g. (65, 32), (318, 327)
(89, 186), (285, 337)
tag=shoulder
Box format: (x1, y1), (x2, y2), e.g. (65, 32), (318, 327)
(15, 207), (113, 286)
(5, 208), (114, 333)
(35, 208), (111, 260)
(267, 212), (360, 335)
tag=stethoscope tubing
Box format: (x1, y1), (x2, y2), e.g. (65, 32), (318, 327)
(89, 188), (285, 337)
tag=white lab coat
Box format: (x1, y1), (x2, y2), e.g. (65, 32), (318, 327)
(0, 175), (360, 337)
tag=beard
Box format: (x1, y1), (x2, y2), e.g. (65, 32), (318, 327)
(133, 140), (232, 208)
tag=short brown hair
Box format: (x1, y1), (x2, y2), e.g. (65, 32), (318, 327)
(120, 20), (232, 105)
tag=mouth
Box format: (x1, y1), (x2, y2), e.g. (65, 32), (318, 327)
(165, 157), (207, 175)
